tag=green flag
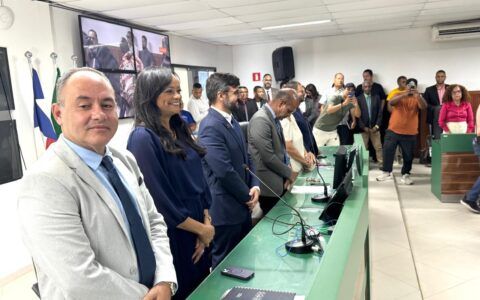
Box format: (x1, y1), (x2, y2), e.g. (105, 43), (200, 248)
(51, 67), (62, 137)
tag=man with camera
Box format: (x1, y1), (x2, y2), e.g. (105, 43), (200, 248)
(377, 78), (427, 185)
(313, 87), (360, 148)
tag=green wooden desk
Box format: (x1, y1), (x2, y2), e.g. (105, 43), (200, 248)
(431, 134), (480, 202)
(188, 137), (369, 300)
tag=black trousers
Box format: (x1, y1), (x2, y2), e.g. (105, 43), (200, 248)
(382, 130), (416, 175)
(337, 124), (353, 145)
(211, 218), (252, 269)
(259, 195), (280, 215)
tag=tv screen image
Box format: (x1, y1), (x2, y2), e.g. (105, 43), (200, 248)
(132, 29), (171, 69)
(80, 17), (134, 73)
(79, 16), (172, 119)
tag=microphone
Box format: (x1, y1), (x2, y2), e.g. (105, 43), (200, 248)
(311, 159), (331, 203)
(243, 164), (313, 254)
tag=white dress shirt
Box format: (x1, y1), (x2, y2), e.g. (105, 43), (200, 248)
(187, 95), (209, 124)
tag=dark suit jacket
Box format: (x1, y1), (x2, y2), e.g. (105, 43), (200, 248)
(248, 106), (291, 197)
(355, 82), (386, 101)
(356, 93), (383, 130)
(198, 108), (259, 226)
(423, 84), (449, 124)
(254, 98), (267, 109)
(293, 108), (319, 156)
(232, 99), (258, 122)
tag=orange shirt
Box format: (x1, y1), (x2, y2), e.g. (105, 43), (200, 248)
(388, 95), (420, 135)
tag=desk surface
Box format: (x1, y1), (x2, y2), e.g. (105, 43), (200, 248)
(188, 144), (369, 300)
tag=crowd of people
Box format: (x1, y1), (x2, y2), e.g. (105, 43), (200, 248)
(17, 66), (479, 300)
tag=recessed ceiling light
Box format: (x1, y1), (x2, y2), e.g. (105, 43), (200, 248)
(261, 20), (331, 30)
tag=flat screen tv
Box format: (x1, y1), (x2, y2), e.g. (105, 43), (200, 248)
(319, 167), (353, 224)
(132, 28), (171, 69)
(0, 47), (15, 111)
(79, 15), (172, 119)
(332, 145), (347, 189)
(0, 120), (23, 184)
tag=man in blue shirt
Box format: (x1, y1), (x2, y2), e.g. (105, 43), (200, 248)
(18, 67), (177, 299)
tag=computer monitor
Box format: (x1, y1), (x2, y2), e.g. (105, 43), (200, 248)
(332, 146), (347, 189)
(346, 147), (357, 172)
(319, 167), (353, 224)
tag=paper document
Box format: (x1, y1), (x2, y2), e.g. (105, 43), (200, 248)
(291, 185), (332, 194)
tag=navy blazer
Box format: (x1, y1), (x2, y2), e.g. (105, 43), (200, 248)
(356, 93), (383, 130)
(198, 108), (259, 226)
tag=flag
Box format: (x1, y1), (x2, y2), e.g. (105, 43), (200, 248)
(51, 67), (62, 137)
(32, 68), (57, 148)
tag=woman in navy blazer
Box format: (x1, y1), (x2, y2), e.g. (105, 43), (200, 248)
(127, 67), (214, 299)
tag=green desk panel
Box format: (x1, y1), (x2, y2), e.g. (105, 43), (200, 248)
(188, 138), (369, 300)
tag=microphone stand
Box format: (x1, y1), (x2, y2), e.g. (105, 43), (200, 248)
(243, 164), (313, 254)
(311, 159), (331, 203)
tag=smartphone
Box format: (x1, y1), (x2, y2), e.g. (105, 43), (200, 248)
(221, 267), (255, 280)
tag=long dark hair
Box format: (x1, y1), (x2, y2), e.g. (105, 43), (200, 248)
(305, 83), (319, 101)
(134, 67), (205, 158)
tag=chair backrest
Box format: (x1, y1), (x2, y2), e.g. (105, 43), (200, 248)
(239, 121), (249, 141)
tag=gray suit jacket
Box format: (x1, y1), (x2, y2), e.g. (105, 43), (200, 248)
(18, 137), (177, 300)
(248, 106), (292, 197)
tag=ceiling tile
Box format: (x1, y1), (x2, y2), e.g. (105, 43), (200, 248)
(237, 6), (329, 23)
(104, 1), (210, 20)
(135, 10), (228, 26)
(61, 0), (176, 12)
(160, 17), (242, 31)
(219, 0), (325, 16)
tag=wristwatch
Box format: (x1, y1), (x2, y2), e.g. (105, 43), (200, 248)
(160, 281), (176, 296)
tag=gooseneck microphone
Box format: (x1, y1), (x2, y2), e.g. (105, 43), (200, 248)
(311, 159), (331, 203)
(243, 164), (313, 254)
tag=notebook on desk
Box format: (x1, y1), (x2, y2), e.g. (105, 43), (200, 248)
(222, 286), (296, 300)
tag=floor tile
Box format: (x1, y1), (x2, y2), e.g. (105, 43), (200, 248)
(415, 262), (465, 297)
(415, 246), (480, 280)
(370, 237), (410, 262)
(397, 291), (423, 300)
(426, 277), (480, 300)
(371, 270), (419, 300)
(373, 251), (419, 288)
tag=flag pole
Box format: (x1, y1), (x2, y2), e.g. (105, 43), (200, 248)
(71, 55), (78, 68)
(25, 51), (39, 160)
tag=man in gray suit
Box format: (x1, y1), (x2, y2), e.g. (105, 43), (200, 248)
(248, 89), (298, 214)
(18, 67), (177, 299)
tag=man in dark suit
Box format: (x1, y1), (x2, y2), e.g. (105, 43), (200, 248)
(355, 69), (387, 141)
(262, 73), (279, 103)
(357, 81), (384, 167)
(253, 86), (267, 109)
(423, 70), (448, 140)
(232, 86), (258, 122)
(284, 81), (319, 156)
(248, 89), (298, 214)
(198, 73), (260, 268)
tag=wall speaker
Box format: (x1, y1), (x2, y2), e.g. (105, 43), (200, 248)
(272, 47), (295, 82)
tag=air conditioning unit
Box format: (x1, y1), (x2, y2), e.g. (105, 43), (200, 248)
(432, 20), (480, 42)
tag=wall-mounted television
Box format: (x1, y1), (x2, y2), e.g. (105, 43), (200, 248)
(0, 47), (15, 111)
(79, 15), (172, 118)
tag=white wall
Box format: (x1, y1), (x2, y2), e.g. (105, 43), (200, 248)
(232, 27), (480, 97)
(0, 0), (57, 280)
(0, 3), (233, 281)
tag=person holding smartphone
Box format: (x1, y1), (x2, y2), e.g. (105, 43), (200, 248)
(377, 78), (427, 185)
